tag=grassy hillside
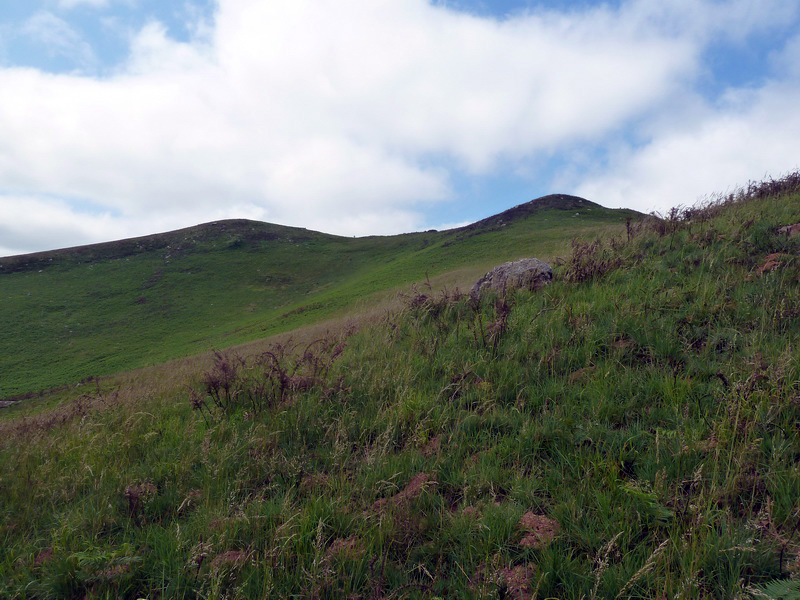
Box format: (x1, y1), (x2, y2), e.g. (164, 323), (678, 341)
(0, 195), (637, 399)
(1, 176), (798, 599)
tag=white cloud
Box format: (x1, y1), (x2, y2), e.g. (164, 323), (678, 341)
(623, 0), (798, 42)
(0, 196), (120, 256)
(0, 0), (798, 256)
(22, 11), (96, 68)
(212, 0), (697, 170)
(572, 31), (800, 214)
(58, 0), (109, 9)
(432, 220), (472, 231)
(0, 193), (278, 256)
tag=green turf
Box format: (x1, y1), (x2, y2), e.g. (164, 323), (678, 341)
(0, 195), (638, 398)
(1, 181), (799, 599)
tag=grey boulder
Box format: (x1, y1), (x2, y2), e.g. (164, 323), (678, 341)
(470, 258), (552, 301)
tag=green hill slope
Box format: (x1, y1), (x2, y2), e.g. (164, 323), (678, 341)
(0, 177), (798, 598)
(0, 195), (637, 398)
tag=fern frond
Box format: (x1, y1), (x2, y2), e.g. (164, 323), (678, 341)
(748, 578), (800, 600)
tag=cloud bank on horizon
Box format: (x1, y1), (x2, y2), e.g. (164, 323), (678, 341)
(0, 0), (798, 256)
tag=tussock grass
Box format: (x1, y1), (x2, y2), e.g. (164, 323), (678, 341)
(1, 177), (799, 598)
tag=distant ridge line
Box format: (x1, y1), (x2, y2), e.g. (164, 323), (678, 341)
(0, 219), (325, 274)
(452, 194), (599, 234)
(0, 193), (603, 273)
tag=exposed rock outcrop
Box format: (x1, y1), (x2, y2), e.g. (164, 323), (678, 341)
(777, 223), (800, 238)
(470, 258), (552, 301)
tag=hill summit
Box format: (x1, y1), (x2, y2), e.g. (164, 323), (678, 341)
(1, 175), (799, 598)
(456, 193), (600, 232)
(0, 193), (601, 272)
(0, 194), (639, 398)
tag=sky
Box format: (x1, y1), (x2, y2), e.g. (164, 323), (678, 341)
(0, 0), (799, 256)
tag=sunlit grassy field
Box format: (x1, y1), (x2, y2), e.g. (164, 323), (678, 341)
(0, 196), (636, 398)
(1, 180), (798, 598)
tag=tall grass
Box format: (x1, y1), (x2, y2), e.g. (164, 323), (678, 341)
(0, 202), (637, 399)
(1, 176), (799, 598)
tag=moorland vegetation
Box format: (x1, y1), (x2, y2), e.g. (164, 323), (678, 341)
(0, 195), (635, 400)
(1, 175), (800, 598)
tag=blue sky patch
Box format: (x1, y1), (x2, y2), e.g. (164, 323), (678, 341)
(0, 0), (799, 255)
